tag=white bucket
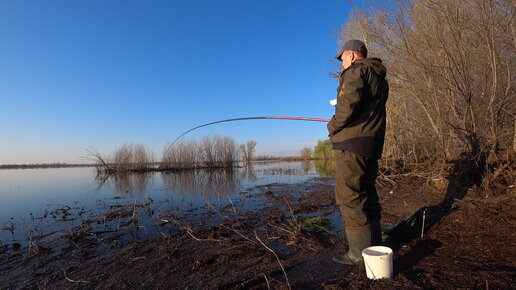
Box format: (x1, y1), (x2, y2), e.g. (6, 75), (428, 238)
(362, 246), (394, 280)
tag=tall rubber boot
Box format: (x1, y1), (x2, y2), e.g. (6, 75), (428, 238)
(332, 226), (372, 265)
(370, 218), (382, 246)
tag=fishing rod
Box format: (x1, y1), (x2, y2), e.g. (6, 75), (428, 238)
(171, 116), (331, 146)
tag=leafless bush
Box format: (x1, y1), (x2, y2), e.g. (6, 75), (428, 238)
(218, 136), (239, 168)
(113, 144), (133, 172)
(161, 142), (178, 169)
(201, 136), (217, 168)
(161, 136), (238, 170)
(91, 137), (238, 174)
(87, 143), (153, 174)
(86, 148), (113, 175)
(162, 140), (198, 169)
(133, 144), (154, 171)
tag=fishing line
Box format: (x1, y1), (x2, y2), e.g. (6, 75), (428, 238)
(171, 116), (330, 146)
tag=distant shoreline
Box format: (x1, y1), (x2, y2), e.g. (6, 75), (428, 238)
(0, 158), (327, 170)
(0, 163), (95, 169)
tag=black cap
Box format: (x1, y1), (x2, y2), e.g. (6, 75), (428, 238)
(334, 39), (368, 61)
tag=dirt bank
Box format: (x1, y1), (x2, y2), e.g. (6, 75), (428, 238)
(1, 176), (514, 289)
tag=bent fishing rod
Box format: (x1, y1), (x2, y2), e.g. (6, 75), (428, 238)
(171, 116), (331, 146)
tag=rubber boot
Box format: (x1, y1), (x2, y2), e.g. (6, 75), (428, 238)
(370, 218), (382, 246)
(332, 226), (372, 265)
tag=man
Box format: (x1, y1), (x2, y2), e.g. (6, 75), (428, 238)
(328, 39), (389, 265)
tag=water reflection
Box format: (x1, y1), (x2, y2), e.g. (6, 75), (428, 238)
(240, 164), (257, 182)
(301, 160), (312, 173)
(93, 161), (327, 200)
(95, 169), (242, 201)
(161, 169), (240, 201)
(0, 161), (326, 244)
(115, 173), (154, 195)
(314, 160), (335, 177)
(95, 172), (154, 196)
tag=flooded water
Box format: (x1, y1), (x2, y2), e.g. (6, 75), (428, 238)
(0, 161), (335, 245)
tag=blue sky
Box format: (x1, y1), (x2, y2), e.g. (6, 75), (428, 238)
(0, 0), (358, 164)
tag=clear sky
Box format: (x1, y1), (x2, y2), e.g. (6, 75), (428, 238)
(0, 0), (358, 164)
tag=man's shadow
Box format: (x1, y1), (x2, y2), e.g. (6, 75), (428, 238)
(390, 144), (487, 277)
(426, 149), (486, 230)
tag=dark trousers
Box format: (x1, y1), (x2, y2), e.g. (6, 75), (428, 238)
(334, 150), (382, 230)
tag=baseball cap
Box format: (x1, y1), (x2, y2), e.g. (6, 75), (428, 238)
(334, 39), (368, 61)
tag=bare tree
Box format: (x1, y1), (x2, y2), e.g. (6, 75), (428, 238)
(300, 147), (313, 160)
(240, 140), (257, 163)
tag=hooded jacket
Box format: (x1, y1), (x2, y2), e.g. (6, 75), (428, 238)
(327, 58), (389, 159)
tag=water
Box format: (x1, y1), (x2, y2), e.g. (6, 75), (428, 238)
(0, 161), (334, 245)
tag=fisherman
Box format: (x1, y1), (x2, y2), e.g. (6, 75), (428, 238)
(328, 39), (389, 265)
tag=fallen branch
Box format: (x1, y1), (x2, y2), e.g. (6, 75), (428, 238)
(183, 227), (223, 242)
(268, 224), (312, 244)
(202, 196), (231, 221)
(220, 224), (258, 245)
(378, 171), (397, 186)
(254, 231), (291, 290)
(264, 275), (271, 289)
(226, 193), (237, 213)
(63, 269), (93, 284)
(282, 196), (299, 229)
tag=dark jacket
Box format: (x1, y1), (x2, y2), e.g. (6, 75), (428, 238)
(327, 58), (389, 159)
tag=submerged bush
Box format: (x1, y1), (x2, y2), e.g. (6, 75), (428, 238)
(161, 135), (238, 170)
(91, 136), (240, 174)
(89, 143), (154, 174)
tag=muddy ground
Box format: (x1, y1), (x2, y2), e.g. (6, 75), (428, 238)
(0, 174), (515, 289)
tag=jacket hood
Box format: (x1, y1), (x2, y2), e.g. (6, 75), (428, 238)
(356, 58), (387, 77)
